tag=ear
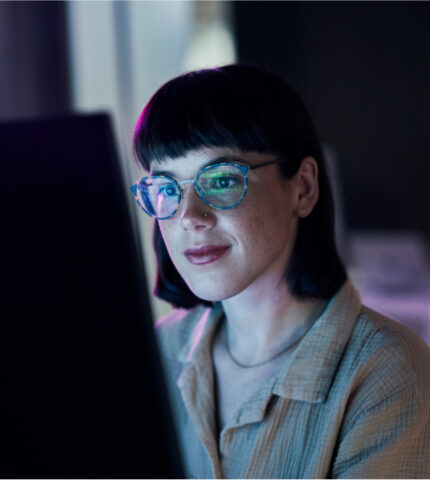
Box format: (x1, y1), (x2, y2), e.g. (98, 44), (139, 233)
(293, 156), (319, 218)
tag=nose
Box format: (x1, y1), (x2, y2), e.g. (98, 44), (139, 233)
(179, 184), (215, 231)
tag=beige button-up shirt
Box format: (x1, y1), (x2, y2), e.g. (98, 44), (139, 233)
(155, 279), (430, 478)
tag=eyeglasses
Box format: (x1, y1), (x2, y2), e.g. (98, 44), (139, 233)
(130, 158), (286, 220)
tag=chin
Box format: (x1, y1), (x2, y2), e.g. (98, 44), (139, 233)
(185, 276), (245, 303)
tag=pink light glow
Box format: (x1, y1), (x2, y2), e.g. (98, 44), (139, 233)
(155, 309), (188, 329)
(186, 308), (211, 362)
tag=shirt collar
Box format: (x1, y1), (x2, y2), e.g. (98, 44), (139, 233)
(273, 279), (362, 402)
(177, 279), (362, 403)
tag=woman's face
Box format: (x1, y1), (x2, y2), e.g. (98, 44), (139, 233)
(152, 147), (307, 302)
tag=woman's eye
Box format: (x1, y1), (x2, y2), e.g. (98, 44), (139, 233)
(213, 176), (238, 189)
(159, 184), (178, 198)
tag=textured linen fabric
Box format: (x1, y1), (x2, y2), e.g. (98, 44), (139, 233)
(155, 279), (430, 479)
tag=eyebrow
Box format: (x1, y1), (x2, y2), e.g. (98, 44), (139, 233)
(150, 155), (248, 177)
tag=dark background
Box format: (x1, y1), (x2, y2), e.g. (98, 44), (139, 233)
(234, 2), (430, 239)
(1, 1), (429, 241)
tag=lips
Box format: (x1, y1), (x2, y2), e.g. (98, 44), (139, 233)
(184, 245), (230, 265)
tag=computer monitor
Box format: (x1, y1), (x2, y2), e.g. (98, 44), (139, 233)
(0, 113), (183, 478)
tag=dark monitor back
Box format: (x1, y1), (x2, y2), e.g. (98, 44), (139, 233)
(0, 113), (183, 478)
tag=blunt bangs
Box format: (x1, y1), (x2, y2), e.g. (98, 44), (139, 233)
(133, 66), (310, 174)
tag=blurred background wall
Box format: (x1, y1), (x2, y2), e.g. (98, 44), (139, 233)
(1, 1), (429, 342)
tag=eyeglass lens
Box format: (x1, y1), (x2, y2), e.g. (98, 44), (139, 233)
(136, 164), (247, 219)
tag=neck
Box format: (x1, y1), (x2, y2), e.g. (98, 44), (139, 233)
(221, 277), (326, 366)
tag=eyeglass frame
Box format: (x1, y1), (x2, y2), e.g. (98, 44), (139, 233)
(130, 157), (287, 220)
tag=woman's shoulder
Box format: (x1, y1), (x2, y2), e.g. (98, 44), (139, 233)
(354, 306), (430, 365)
(344, 304), (430, 399)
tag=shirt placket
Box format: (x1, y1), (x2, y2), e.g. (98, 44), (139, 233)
(177, 350), (223, 478)
(218, 380), (277, 477)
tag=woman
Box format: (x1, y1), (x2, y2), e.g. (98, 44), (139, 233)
(131, 65), (430, 478)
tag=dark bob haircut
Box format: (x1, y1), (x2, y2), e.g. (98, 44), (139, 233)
(133, 64), (346, 309)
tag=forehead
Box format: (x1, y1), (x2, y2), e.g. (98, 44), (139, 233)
(149, 147), (277, 178)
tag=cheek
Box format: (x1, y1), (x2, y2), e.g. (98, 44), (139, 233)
(158, 221), (177, 257)
(240, 216), (286, 261)
(237, 188), (294, 251)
